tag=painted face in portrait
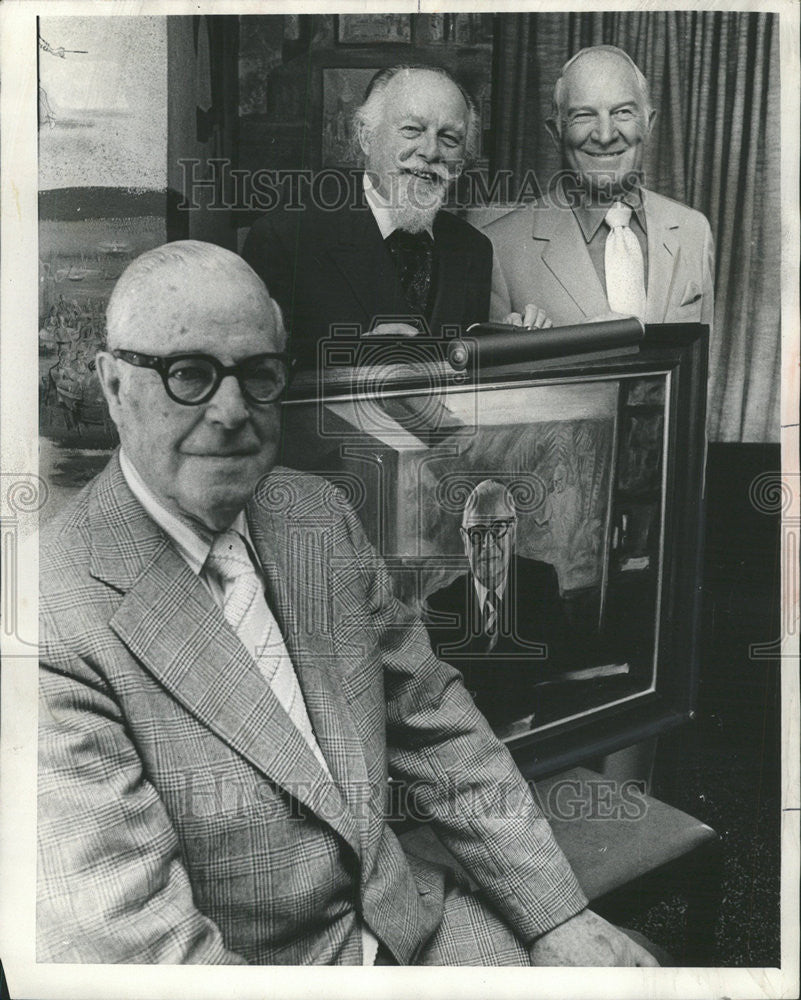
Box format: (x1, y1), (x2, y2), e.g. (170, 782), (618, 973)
(461, 483), (518, 592)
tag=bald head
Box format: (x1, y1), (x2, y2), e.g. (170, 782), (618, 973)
(462, 480), (517, 526)
(552, 46), (652, 125)
(105, 240), (284, 354)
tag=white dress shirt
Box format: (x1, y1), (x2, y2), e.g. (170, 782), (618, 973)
(472, 573), (509, 620)
(363, 171), (435, 239)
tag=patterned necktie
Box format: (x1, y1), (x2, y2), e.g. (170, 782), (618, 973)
(604, 201), (646, 319)
(484, 591), (499, 652)
(385, 228), (434, 317)
(205, 530), (330, 773)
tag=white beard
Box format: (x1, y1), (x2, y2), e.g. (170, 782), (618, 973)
(388, 172), (449, 233)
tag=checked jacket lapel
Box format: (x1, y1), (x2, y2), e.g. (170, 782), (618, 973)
(246, 487), (372, 852)
(90, 457), (361, 857)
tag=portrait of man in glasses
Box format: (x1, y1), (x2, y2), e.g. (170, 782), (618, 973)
(424, 480), (570, 738)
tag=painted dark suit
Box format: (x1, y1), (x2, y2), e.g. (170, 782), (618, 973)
(242, 191), (493, 369)
(424, 555), (571, 730)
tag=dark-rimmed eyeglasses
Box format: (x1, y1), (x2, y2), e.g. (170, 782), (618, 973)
(461, 520), (516, 546)
(111, 349), (290, 405)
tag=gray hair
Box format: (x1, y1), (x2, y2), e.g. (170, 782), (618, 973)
(353, 65), (481, 163)
(105, 240), (284, 348)
(551, 45), (652, 132)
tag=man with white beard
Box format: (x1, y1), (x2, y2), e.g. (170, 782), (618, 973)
(242, 65), (494, 370)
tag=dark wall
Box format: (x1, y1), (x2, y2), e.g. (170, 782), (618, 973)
(654, 442), (781, 786)
(699, 443), (781, 742)
(650, 442), (782, 965)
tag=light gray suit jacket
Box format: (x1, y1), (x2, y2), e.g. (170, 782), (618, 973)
(38, 455), (586, 964)
(485, 188), (714, 329)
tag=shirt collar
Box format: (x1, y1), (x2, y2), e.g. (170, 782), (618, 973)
(564, 177), (646, 243)
(363, 171), (435, 240)
(119, 448), (254, 575)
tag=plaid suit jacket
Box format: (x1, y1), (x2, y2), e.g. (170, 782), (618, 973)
(38, 455), (586, 964)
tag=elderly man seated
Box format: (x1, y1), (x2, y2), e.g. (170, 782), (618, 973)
(38, 240), (659, 967)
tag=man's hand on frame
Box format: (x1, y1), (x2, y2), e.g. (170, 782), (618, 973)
(528, 908), (660, 967)
(364, 322), (421, 338)
(503, 303), (553, 329)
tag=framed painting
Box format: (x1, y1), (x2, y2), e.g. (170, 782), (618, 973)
(335, 15), (412, 45)
(280, 323), (708, 777)
(321, 66), (379, 166)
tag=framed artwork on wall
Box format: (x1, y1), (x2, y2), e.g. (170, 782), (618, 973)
(321, 66), (379, 166)
(335, 15), (412, 45)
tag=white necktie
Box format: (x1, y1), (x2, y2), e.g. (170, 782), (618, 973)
(604, 201), (646, 319)
(205, 530), (330, 773)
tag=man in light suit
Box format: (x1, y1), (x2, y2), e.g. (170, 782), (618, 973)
(38, 241), (658, 966)
(485, 46), (714, 330)
(424, 481), (570, 734)
(243, 65), (492, 370)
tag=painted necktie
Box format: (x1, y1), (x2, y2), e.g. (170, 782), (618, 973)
(484, 591), (499, 652)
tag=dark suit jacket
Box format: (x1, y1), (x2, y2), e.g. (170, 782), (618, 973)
(424, 556), (570, 729)
(242, 190), (492, 369)
(38, 458), (586, 964)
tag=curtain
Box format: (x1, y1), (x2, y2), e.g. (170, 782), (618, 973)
(490, 12), (781, 443)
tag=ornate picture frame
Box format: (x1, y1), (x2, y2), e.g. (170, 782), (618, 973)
(281, 323), (708, 777)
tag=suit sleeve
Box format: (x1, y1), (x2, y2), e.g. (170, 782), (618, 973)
(489, 244), (514, 322)
(700, 216), (716, 334)
(38, 621), (248, 965)
(473, 228), (493, 325)
(334, 495), (588, 943)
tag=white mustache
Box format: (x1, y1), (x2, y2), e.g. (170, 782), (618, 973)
(398, 169), (451, 204)
(402, 164), (451, 183)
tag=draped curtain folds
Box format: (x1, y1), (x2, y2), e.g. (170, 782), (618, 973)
(490, 11), (781, 443)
